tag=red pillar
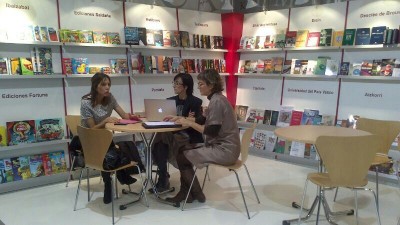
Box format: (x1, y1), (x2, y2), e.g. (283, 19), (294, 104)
(221, 13), (244, 107)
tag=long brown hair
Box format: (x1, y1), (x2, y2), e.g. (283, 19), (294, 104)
(82, 72), (111, 107)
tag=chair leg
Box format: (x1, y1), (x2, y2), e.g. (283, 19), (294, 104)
(366, 188), (382, 225)
(111, 172), (115, 225)
(86, 168), (90, 201)
(333, 187), (339, 202)
(354, 190), (359, 225)
(315, 187), (323, 224)
(114, 176), (119, 199)
(375, 166), (379, 212)
(137, 165), (149, 207)
(298, 179), (309, 225)
(181, 168), (198, 211)
(73, 169), (84, 211)
(232, 169), (250, 219)
(243, 164), (260, 204)
(202, 166), (209, 190)
(66, 155), (76, 187)
(396, 160), (400, 187)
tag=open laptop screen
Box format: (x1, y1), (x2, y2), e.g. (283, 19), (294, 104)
(144, 99), (177, 121)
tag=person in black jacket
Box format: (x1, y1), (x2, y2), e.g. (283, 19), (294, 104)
(150, 73), (203, 193)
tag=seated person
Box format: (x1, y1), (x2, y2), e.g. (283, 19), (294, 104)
(80, 72), (137, 204)
(150, 73), (203, 193)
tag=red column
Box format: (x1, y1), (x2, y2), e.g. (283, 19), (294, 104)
(221, 13), (244, 107)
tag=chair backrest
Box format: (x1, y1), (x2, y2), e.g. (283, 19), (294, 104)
(65, 115), (81, 137)
(240, 124), (256, 163)
(315, 135), (380, 187)
(357, 117), (400, 155)
(77, 126), (113, 171)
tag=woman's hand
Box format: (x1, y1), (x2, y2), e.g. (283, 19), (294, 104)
(201, 106), (208, 117)
(163, 115), (180, 122)
(175, 117), (193, 127)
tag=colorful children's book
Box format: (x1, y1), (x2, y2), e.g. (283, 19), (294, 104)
(29, 154), (44, 178)
(37, 47), (53, 74)
(3, 158), (13, 182)
(163, 30), (171, 47)
(0, 58), (10, 75)
(19, 156), (31, 180)
(19, 57), (34, 75)
(180, 31), (190, 47)
(72, 58), (89, 74)
(33, 26), (41, 41)
(10, 57), (21, 75)
(47, 27), (59, 42)
(49, 151), (67, 174)
(40, 26), (49, 42)
(0, 126), (6, 146)
(285, 31), (297, 47)
(380, 59), (395, 76)
(117, 59), (129, 74)
(10, 157), (22, 181)
(107, 32), (121, 44)
(0, 160), (6, 183)
(35, 118), (64, 142)
(79, 30), (93, 43)
(171, 31), (180, 47)
(62, 58), (73, 75)
(69, 30), (81, 43)
(7, 120), (36, 146)
(42, 153), (52, 176)
(93, 31), (108, 44)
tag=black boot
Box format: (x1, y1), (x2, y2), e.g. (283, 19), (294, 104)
(116, 170), (137, 185)
(149, 171), (170, 193)
(165, 176), (193, 204)
(182, 169), (206, 203)
(102, 172), (112, 204)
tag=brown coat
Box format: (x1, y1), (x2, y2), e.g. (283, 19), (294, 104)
(184, 93), (240, 169)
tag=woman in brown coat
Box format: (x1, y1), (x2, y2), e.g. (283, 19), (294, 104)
(165, 69), (241, 204)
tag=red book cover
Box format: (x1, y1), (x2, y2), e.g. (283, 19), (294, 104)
(41, 153), (52, 175)
(290, 110), (303, 126)
(62, 58), (72, 75)
(306, 32), (321, 47)
(285, 31), (297, 47)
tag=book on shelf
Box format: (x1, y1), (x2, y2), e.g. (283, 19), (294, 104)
(106, 32), (121, 45)
(92, 31), (108, 44)
(89, 67), (101, 74)
(391, 28), (399, 44)
(47, 27), (59, 42)
(59, 29), (70, 42)
(274, 33), (286, 48)
(235, 105), (248, 122)
(171, 31), (180, 47)
(163, 30), (171, 47)
(342, 29), (356, 46)
(153, 30), (163, 47)
(304, 143), (317, 160)
(10, 57), (21, 75)
(33, 26), (41, 41)
(262, 110), (272, 125)
(0, 58), (10, 75)
(319, 28), (333, 46)
(392, 59), (400, 77)
(263, 59), (273, 73)
(339, 62), (350, 75)
(239, 36), (247, 49)
(282, 60), (291, 74)
(263, 35), (274, 48)
(360, 61), (372, 76)
(314, 57), (330, 75)
(370, 26), (387, 44)
(300, 60), (308, 75)
(6, 120), (36, 146)
(245, 36), (256, 49)
(371, 59), (382, 76)
(290, 141), (305, 158)
(272, 57), (283, 74)
(250, 129), (269, 151)
(285, 31), (297, 47)
(350, 62), (362, 75)
(180, 31), (190, 47)
(49, 151), (67, 174)
(321, 115), (335, 126)
(270, 110), (279, 126)
(35, 118), (63, 142)
(17, 156), (34, 180)
(39, 26), (49, 42)
(11, 157), (22, 181)
(264, 131), (277, 152)
(137, 27), (147, 46)
(37, 47), (54, 74)
(255, 36), (264, 49)
(383, 29), (393, 45)
(332, 30), (344, 47)
(29, 154), (44, 178)
(0, 126), (6, 146)
(277, 106), (293, 127)
(313, 115), (322, 125)
(193, 34), (200, 48)
(62, 58), (73, 75)
(101, 67), (111, 74)
(129, 52), (140, 74)
(3, 158), (13, 182)
(305, 60), (317, 75)
(273, 137), (287, 154)
(124, 27), (139, 45)
(325, 59), (339, 76)
(354, 28), (370, 45)
(290, 59), (299, 74)
(19, 57), (34, 75)
(42, 153), (52, 176)
(301, 109), (319, 125)
(79, 30), (93, 43)
(69, 30), (81, 43)
(295, 30), (309, 47)
(306, 32), (320, 47)
(0, 160), (7, 184)
(72, 58), (89, 74)
(290, 110), (303, 126)
(380, 59), (395, 76)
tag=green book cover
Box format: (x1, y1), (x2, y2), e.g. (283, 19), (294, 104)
(319, 28), (333, 46)
(342, 29), (356, 46)
(19, 58), (34, 75)
(314, 57), (330, 75)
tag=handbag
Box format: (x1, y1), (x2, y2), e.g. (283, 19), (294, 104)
(103, 146), (123, 170)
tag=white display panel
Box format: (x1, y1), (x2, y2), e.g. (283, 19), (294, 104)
(236, 78), (282, 110)
(242, 9), (289, 36)
(59, 0), (124, 39)
(178, 9), (222, 36)
(347, 0), (400, 28)
(65, 77), (132, 116)
(125, 3), (178, 30)
(289, 2), (347, 31)
(0, 0), (58, 28)
(0, 79), (65, 125)
(282, 79), (338, 115)
(338, 81), (400, 121)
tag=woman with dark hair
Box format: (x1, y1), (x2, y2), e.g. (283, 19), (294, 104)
(150, 73), (203, 193)
(165, 69), (240, 204)
(80, 72), (137, 204)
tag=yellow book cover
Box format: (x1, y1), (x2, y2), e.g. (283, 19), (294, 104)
(295, 30), (309, 47)
(0, 126), (6, 146)
(332, 31), (344, 47)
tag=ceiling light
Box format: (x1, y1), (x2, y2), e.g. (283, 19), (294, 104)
(221, 0), (233, 10)
(246, 0), (258, 9)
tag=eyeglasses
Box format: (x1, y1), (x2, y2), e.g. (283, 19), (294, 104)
(172, 81), (184, 86)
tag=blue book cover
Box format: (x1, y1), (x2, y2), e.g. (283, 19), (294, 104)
(0, 159), (7, 184)
(11, 157), (22, 181)
(339, 62), (350, 75)
(29, 154), (44, 178)
(301, 109), (320, 125)
(19, 156), (31, 180)
(124, 26), (139, 45)
(72, 58), (89, 74)
(355, 28), (370, 45)
(370, 26), (387, 44)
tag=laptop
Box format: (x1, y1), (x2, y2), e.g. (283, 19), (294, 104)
(143, 99), (182, 129)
